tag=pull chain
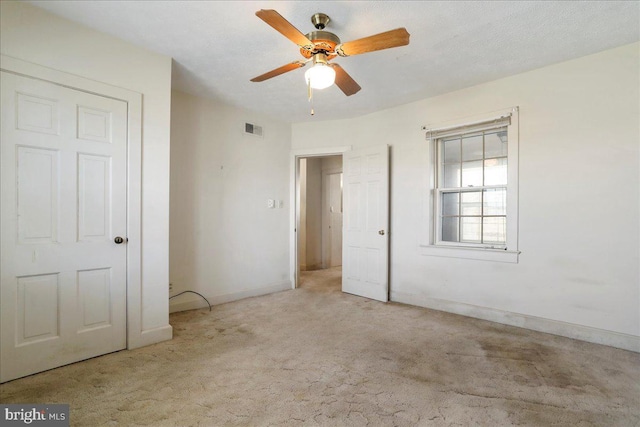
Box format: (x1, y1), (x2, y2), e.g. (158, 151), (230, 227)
(308, 79), (314, 116)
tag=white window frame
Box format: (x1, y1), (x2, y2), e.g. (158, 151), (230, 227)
(421, 107), (520, 263)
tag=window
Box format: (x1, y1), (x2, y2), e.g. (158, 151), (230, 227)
(423, 108), (519, 262)
(438, 128), (508, 247)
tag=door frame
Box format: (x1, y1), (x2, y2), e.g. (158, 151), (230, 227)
(289, 146), (350, 288)
(0, 55), (146, 349)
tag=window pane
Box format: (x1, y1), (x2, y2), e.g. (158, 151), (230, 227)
(442, 192), (459, 216)
(443, 138), (460, 163)
(460, 191), (482, 215)
(460, 217), (481, 243)
(483, 188), (506, 215)
(461, 160), (482, 187)
(442, 216), (459, 242)
(483, 217), (506, 244)
(462, 134), (483, 161)
(484, 131), (507, 158)
(443, 163), (461, 188)
(484, 157), (507, 185)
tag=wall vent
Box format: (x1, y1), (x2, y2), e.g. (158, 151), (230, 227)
(244, 122), (263, 137)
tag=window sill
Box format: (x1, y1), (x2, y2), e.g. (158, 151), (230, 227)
(419, 245), (520, 263)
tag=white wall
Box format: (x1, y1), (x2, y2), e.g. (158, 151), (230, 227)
(304, 158), (323, 270)
(1, 2), (173, 344)
(298, 159), (308, 271)
(299, 156), (343, 271)
(320, 156), (343, 268)
(293, 43), (640, 350)
(321, 156), (343, 172)
(169, 90), (291, 312)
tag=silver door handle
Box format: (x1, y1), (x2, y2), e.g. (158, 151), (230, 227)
(378, 230), (385, 235)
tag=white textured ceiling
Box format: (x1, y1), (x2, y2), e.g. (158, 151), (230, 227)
(29, 1), (640, 123)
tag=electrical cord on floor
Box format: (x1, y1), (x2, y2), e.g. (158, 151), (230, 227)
(169, 291), (212, 312)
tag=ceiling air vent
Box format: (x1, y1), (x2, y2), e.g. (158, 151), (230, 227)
(244, 122), (263, 137)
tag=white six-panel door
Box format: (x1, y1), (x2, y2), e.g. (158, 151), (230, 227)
(342, 145), (389, 302)
(0, 71), (128, 382)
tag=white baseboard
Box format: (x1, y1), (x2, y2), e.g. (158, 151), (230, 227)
(391, 291), (640, 353)
(169, 281), (292, 313)
(128, 324), (173, 349)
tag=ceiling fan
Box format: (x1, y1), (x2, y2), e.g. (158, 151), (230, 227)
(250, 10), (410, 97)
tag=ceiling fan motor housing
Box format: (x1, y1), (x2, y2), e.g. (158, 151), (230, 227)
(300, 30), (341, 58)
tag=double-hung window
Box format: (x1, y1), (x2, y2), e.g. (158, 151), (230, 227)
(425, 108), (519, 262)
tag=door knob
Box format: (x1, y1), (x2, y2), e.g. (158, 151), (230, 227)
(114, 236), (126, 244)
(378, 230), (385, 235)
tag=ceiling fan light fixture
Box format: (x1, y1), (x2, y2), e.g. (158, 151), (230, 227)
(304, 53), (335, 90)
(305, 63), (336, 89)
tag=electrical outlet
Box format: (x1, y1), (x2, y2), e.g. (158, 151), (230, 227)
(169, 283), (173, 292)
(267, 199), (275, 208)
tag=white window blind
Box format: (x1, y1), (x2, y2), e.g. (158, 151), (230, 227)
(425, 114), (511, 141)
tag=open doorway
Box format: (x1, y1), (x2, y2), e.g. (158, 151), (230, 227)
(291, 145), (389, 300)
(296, 155), (343, 290)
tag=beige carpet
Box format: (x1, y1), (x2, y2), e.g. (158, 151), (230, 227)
(1, 267), (639, 426)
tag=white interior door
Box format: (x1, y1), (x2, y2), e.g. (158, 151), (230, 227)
(1, 71), (128, 382)
(342, 145), (389, 301)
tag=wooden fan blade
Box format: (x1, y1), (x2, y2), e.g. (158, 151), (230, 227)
(336, 28), (410, 57)
(251, 61), (307, 82)
(331, 64), (361, 96)
(256, 9), (314, 50)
